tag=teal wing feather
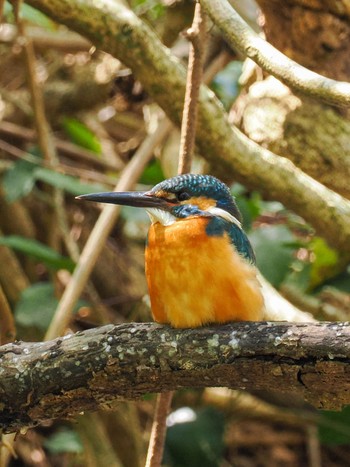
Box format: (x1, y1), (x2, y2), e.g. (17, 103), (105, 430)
(205, 217), (256, 264)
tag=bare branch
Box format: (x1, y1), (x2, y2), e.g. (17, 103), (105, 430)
(0, 23), (91, 50)
(145, 390), (173, 467)
(0, 284), (15, 345)
(1, 321), (350, 433)
(200, 0), (350, 107)
(0, 120), (120, 172)
(14, 3), (57, 165)
(146, 6), (209, 463)
(178, 3), (207, 174)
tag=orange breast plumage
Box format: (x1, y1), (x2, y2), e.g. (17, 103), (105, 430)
(145, 217), (264, 328)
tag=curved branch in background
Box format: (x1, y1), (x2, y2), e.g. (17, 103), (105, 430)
(0, 23), (91, 50)
(24, 0), (350, 253)
(200, 0), (350, 107)
(1, 321), (350, 433)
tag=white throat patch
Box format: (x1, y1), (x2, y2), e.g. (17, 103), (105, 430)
(146, 208), (177, 226)
(207, 206), (242, 228)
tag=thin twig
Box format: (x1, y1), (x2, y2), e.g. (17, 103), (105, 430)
(145, 391), (174, 467)
(178, 2), (207, 174)
(0, 120), (120, 172)
(0, 284), (15, 345)
(0, 433), (17, 467)
(147, 5), (208, 465)
(0, 0), (5, 24)
(0, 23), (91, 50)
(202, 50), (231, 83)
(0, 88), (33, 117)
(0, 138), (116, 186)
(306, 425), (322, 467)
(13, 6), (112, 325)
(14, 3), (57, 165)
(14, 1), (63, 255)
(45, 118), (172, 340)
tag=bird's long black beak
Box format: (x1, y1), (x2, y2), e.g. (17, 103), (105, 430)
(76, 191), (170, 210)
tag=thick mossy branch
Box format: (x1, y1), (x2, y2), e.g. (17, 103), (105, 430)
(23, 0), (350, 253)
(1, 321), (350, 433)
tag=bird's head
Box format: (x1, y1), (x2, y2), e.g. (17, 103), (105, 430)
(77, 174), (242, 227)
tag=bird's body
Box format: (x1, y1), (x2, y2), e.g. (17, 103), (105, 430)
(146, 217), (263, 327)
(78, 174), (264, 327)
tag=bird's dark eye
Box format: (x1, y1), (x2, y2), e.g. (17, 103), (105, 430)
(177, 191), (190, 202)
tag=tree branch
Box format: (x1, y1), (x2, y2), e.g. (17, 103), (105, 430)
(178, 2), (207, 174)
(200, 0), (350, 107)
(1, 321), (350, 433)
(22, 0), (350, 254)
(146, 6), (209, 464)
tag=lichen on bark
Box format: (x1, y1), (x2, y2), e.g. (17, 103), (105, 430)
(1, 322), (350, 433)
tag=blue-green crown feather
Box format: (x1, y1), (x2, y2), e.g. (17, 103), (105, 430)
(151, 174), (242, 221)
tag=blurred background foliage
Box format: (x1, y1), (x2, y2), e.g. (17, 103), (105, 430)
(0, 0), (349, 466)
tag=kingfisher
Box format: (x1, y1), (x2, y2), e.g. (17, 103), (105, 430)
(78, 174), (264, 328)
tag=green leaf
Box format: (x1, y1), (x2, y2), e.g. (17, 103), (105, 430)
(132, 0), (165, 20)
(3, 160), (37, 202)
(322, 271), (350, 293)
(211, 61), (243, 110)
(15, 283), (88, 330)
(139, 159), (165, 185)
(309, 237), (339, 289)
(230, 184), (263, 230)
(121, 206), (150, 225)
(3, 158), (106, 201)
(0, 236), (75, 272)
(319, 406), (350, 445)
(34, 167), (106, 196)
(15, 283), (58, 330)
(237, 193), (262, 230)
(249, 225), (296, 287)
(4, 2), (54, 28)
(62, 118), (101, 154)
(44, 428), (83, 454)
(20, 4), (54, 28)
(164, 407), (225, 467)
(283, 260), (313, 293)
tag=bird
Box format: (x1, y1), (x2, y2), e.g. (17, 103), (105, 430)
(77, 174), (264, 328)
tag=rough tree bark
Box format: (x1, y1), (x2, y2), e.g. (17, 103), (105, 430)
(1, 321), (350, 433)
(257, 0), (350, 80)
(231, 78), (350, 199)
(231, 0), (350, 199)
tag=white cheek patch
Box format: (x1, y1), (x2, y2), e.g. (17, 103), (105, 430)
(207, 206), (242, 229)
(146, 208), (177, 226)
